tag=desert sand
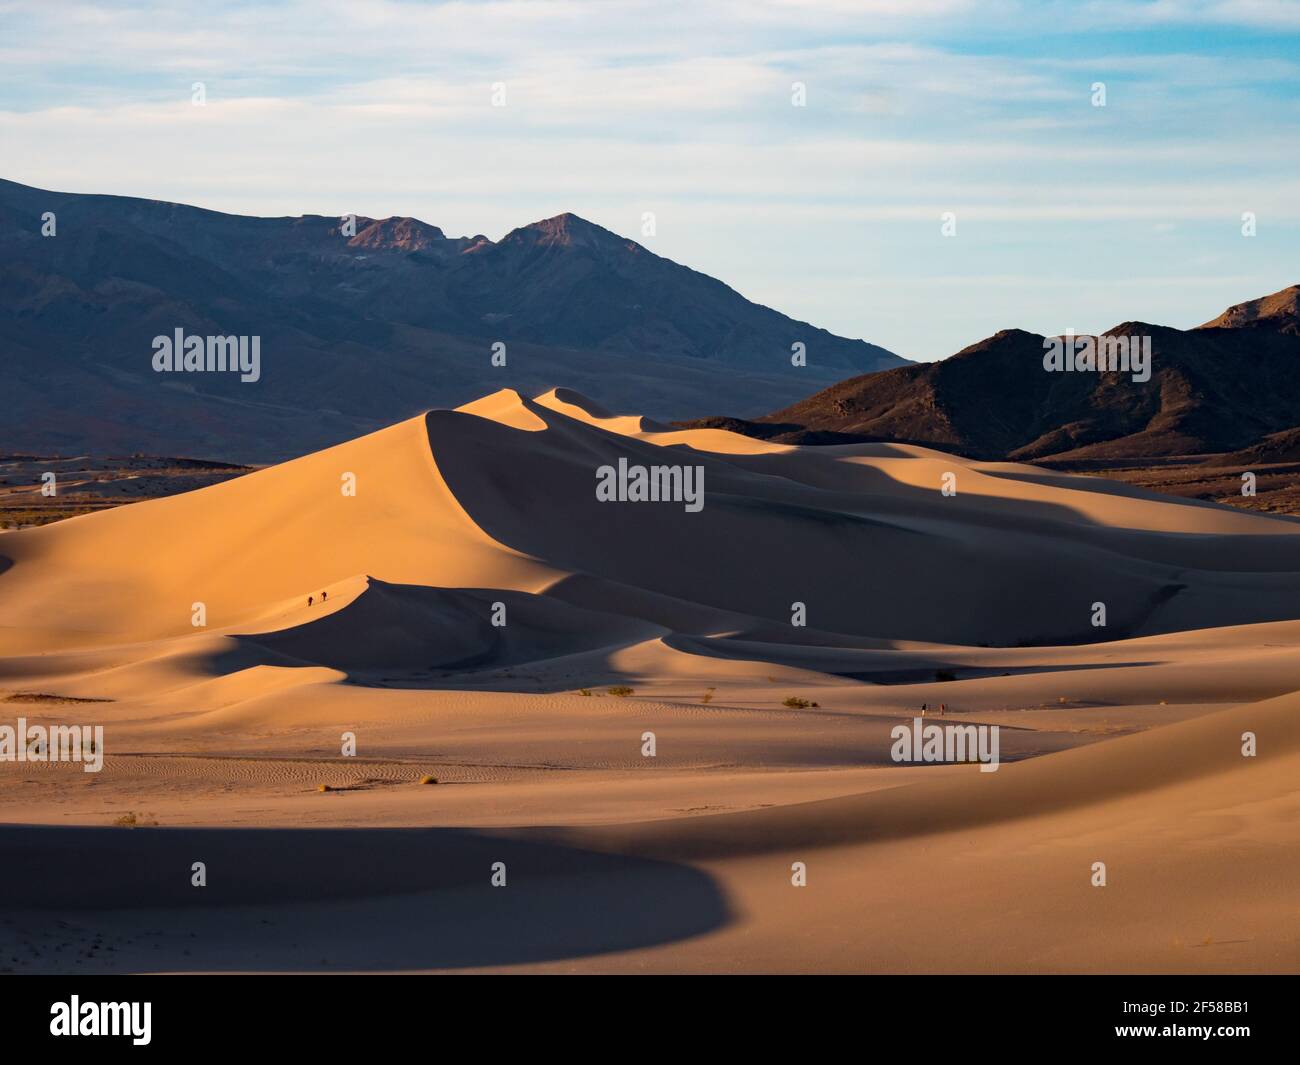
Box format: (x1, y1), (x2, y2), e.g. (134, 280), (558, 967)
(1, 387), (1297, 973)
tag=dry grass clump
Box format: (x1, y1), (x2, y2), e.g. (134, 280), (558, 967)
(112, 811), (158, 827)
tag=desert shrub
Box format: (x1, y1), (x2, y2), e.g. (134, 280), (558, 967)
(782, 697), (818, 709)
(112, 811), (157, 827)
(607, 686), (634, 697)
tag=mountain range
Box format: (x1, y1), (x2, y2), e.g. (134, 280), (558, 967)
(682, 285), (1300, 462)
(0, 178), (903, 461)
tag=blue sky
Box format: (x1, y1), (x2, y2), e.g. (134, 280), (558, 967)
(2, 0), (1298, 360)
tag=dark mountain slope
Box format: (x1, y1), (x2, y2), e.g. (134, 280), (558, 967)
(0, 179), (904, 461)
(680, 286), (1300, 461)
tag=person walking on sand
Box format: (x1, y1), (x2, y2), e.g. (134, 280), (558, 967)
(921, 702), (928, 717)
(940, 702), (946, 716)
(322, 590), (328, 602)
(308, 595), (314, 607)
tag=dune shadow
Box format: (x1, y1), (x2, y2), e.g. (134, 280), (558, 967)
(205, 574), (1172, 693)
(217, 578), (659, 690)
(833, 660), (1160, 684)
(0, 823), (731, 972)
(420, 405), (1300, 650)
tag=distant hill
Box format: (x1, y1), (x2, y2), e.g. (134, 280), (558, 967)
(0, 179), (904, 461)
(1206, 426), (1300, 467)
(679, 286), (1300, 462)
(1200, 285), (1300, 336)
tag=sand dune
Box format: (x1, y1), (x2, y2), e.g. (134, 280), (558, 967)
(1, 387), (1298, 973)
(6, 385), (1299, 650)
